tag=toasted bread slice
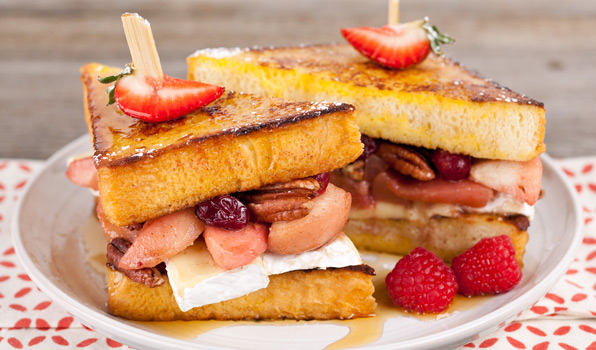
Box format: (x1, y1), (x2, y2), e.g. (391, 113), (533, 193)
(108, 265), (376, 321)
(344, 214), (528, 265)
(81, 63), (363, 226)
(188, 44), (545, 161)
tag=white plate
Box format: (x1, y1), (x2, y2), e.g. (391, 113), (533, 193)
(12, 135), (582, 350)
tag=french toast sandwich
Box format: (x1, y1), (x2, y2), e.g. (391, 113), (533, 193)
(84, 63), (363, 227)
(188, 44), (545, 161)
(188, 43), (546, 264)
(69, 62), (377, 321)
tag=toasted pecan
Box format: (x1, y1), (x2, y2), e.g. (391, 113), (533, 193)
(241, 178), (319, 223)
(378, 143), (435, 181)
(107, 238), (165, 288)
(248, 198), (314, 222)
(258, 178), (320, 193)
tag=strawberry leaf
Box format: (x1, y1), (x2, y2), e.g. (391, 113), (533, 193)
(421, 18), (455, 56)
(97, 75), (119, 84)
(106, 85), (116, 105)
(98, 64), (133, 105)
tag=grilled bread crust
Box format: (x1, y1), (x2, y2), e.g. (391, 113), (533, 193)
(107, 265), (376, 321)
(188, 44), (545, 161)
(81, 63), (363, 226)
(344, 214), (528, 265)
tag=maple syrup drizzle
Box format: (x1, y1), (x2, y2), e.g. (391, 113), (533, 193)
(82, 213), (489, 348)
(82, 213), (109, 282)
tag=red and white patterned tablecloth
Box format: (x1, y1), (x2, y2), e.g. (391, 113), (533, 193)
(1, 158), (595, 350)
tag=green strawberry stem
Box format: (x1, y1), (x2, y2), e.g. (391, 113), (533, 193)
(421, 17), (455, 56)
(98, 64), (134, 105)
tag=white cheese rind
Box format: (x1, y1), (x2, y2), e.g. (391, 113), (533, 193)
(166, 241), (269, 312)
(262, 233), (362, 275)
(166, 232), (362, 311)
(471, 192), (535, 219)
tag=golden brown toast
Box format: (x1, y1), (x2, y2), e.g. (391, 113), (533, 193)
(108, 265), (376, 321)
(188, 44), (545, 161)
(344, 214), (528, 265)
(81, 63), (363, 226)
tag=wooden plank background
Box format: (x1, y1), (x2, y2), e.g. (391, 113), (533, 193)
(1, 0), (594, 159)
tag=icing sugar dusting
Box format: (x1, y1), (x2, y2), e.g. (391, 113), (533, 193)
(190, 47), (246, 59)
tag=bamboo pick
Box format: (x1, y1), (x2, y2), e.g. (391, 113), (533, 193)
(388, 0), (400, 25)
(121, 13), (164, 80)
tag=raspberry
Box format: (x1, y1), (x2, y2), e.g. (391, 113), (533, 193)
(452, 235), (522, 296)
(385, 247), (458, 314)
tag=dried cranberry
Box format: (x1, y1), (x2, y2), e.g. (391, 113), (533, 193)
(313, 172), (330, 196)
(195, 195), (249, 230)
(431, 149), (471, 181)
(358, 135), (378, 161)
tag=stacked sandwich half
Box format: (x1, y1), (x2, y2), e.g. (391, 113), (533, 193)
(67, 62), (377, 321)
(188, 43), (545, 264)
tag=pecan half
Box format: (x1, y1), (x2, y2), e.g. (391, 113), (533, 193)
(241, 178), (320, 203)
(248, 197), (314, 222)
(107, 238), (165, 288)
(378, 143), (435, 181)
(240, 178), (319, 223)
(257, 178), (320, 194)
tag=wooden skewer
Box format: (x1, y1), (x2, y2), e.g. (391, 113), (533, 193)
(388, 0), (400, 25)
(121, 13), (164, 80)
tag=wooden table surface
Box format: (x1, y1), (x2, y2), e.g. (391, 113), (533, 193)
(1, 0), (594, 160)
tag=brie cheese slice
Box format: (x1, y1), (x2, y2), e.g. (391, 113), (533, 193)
(166, 232), (362, 311)
(166, 240), (269, 312)
(262, 233), (362, 275)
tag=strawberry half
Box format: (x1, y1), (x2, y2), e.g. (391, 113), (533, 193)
(99, 66), (224, 122)
(341, 18), (454, 69)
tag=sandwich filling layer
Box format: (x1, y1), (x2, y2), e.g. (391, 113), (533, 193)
(347, 192), (534, 222)
(331, 136), (542, 220)
(67, 156), (368, 312)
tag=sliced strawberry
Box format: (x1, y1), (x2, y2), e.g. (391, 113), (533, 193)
(113, 72), (224, 122)
(340, 19), (454, 69)
(99, 66), (224, 123)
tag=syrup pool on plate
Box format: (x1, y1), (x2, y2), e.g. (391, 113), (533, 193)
(82, 213), (489, 349)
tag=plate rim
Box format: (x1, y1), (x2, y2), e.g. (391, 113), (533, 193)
(11, 135), (584, 350)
